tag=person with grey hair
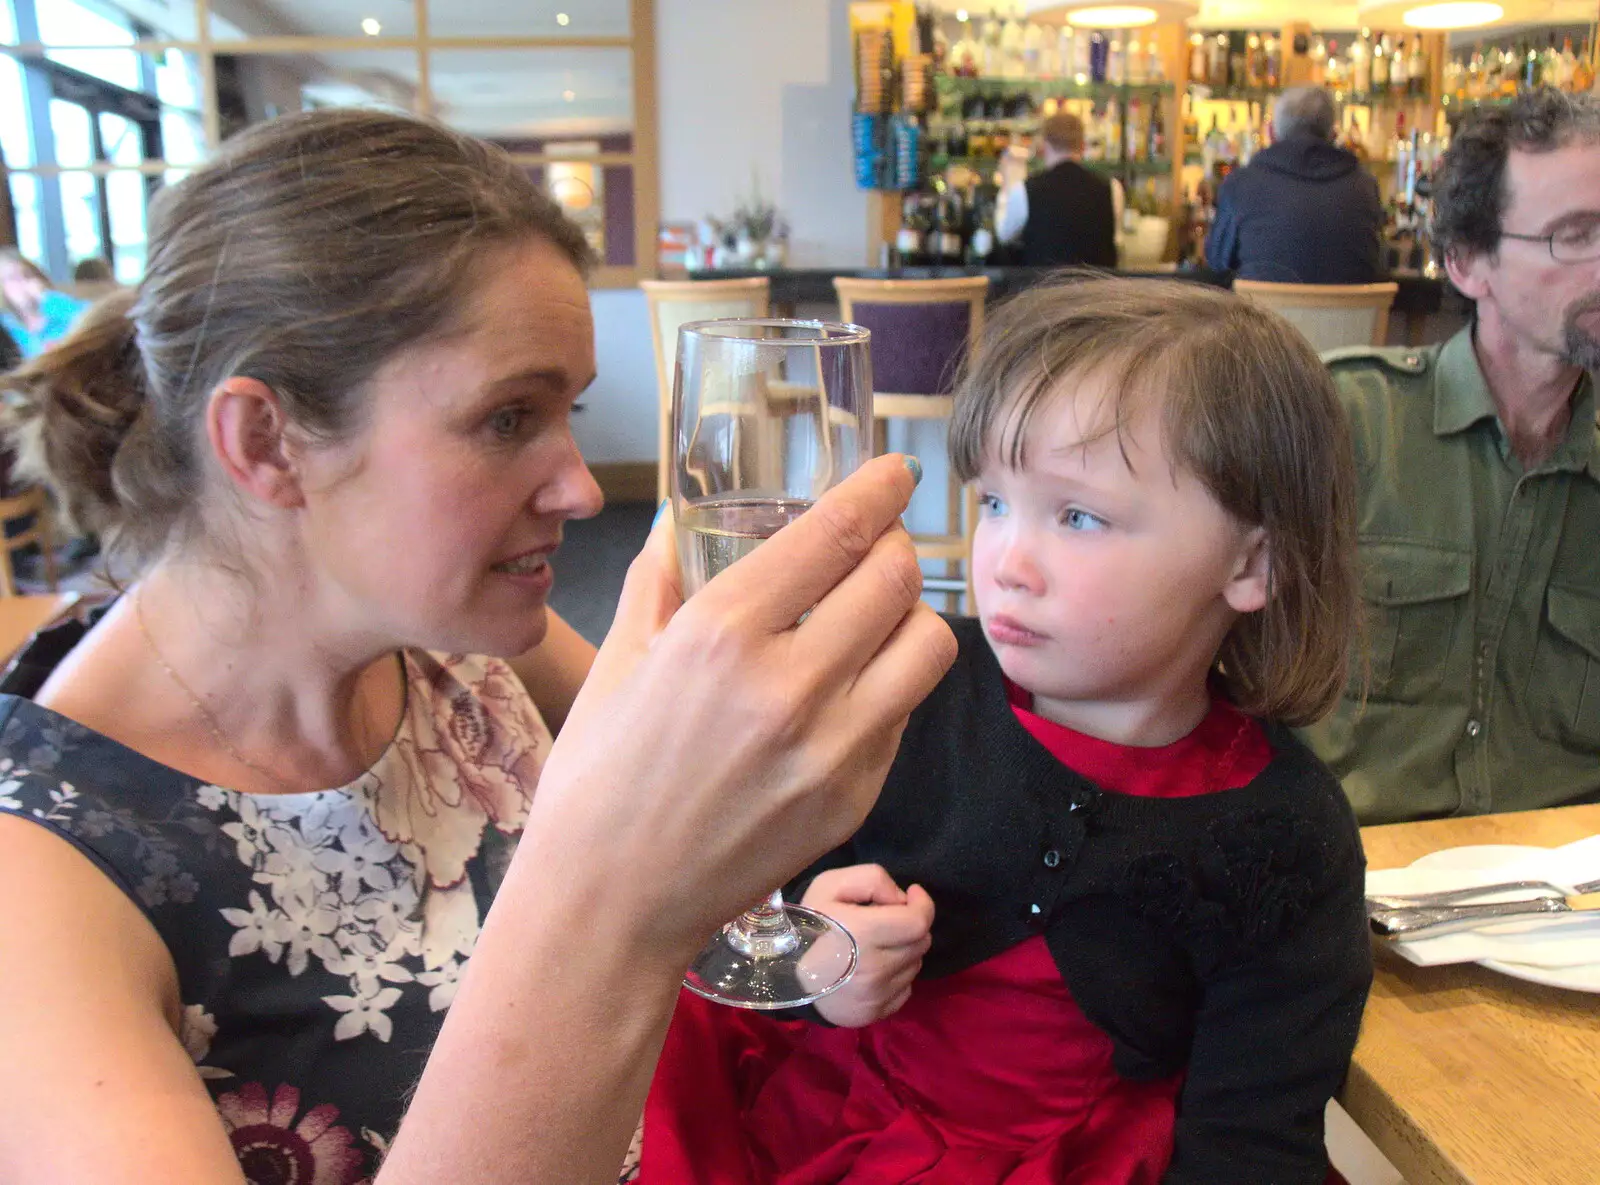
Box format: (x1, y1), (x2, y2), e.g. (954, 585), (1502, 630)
(1299, 89), (1600, 825)
(1204, 86), (1383, 283)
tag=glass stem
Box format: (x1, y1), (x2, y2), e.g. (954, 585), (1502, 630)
(724, 889), (801, 959)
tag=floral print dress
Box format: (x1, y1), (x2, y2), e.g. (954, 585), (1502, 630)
(0, 646), (552, 1185)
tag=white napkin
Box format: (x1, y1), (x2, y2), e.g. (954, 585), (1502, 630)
(1365, 834), (1600, 968)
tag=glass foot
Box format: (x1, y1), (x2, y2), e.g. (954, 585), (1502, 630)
(683, 903), (857, 1009)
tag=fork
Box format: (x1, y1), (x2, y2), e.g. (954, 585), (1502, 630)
(1366, 877), (1600, 911)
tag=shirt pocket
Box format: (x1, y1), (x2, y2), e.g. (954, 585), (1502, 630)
(1528, 585), (1600, 749)
(1359, 542), (1472, 703)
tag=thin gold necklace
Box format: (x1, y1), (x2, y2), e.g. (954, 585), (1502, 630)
(133, 587), (299, 793)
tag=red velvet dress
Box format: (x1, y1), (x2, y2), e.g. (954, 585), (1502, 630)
(642, 691), (1271, 1185)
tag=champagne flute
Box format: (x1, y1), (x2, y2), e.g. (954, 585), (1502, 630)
(671, 317), (873, 1010)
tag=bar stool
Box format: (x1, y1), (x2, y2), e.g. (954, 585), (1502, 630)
(833, 276), (988, 613)
(1233, 280), (1399, 351)
(640, 278), (771, 503)
(0, 486), (57, 597)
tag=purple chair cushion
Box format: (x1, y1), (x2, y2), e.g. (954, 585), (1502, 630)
(849, 301), (972, 396)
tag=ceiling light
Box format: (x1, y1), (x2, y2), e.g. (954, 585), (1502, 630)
(1402, 1), (1503, 25)
(361, 17), (381, 35)
(1357, 0), (1547, 26)
(1026, 0), (1198, 27)
(563, 89), (576, 102)
(556, 12), (571, 25)
(1065, 6), (1160, 26)
(955, 7), (970, 19)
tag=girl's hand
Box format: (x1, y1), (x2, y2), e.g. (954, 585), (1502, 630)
(803, 864), (934, 1028)
(519, 454), (958, 968)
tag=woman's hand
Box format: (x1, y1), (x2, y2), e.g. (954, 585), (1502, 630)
(392, 455), (955, 1185)
(526, 453), (957, 964)
(803, 864), (934, 1028)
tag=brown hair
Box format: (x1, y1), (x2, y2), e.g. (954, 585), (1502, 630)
(950, 274), (1359, 726)
(1040, 113), (1085, 156)
(0, 108), (595, 571)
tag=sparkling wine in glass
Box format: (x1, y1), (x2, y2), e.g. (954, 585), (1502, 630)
(672, 317), (873, 1009)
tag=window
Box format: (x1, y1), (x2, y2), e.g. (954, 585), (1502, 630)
(1, 0), (659, 288)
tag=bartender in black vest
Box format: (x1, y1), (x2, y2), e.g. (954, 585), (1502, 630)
(996, 112), (1118, 268)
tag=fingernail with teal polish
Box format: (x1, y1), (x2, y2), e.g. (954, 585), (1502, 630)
(904, 456), (923, 486)
(653, 499), (670, 526)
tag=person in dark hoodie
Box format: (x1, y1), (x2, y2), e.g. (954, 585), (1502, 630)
(1205, 86), (1384, 284)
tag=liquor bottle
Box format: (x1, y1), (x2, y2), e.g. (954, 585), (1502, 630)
(1128, 99), (1147, 162)
(1058, 24), (1080, 81)
(1372, 33), (1390, 91)
(950, 19), (981, 78)
(1188, 33), (1208, 85)
(1228, 32), (1247, 90)
(1245, 33), (1263, 88)
(1090, 31), (1109, 83)
(1264, 34), (1281, 89)
(1556, 37), (1578, 90)
(895, 191), (928, 266)
(1105, 99), (1123, 162)
(1147, 100), (1166, 160)
(1573, 40), (1594, 92)
(1108, 34), (1126, 84)
(1208, 33), (1228, 89)
(1022, 14), (1046, 77)
(1391, 38), (1407, 96)
(1350, 29), (1373, 98)
(1309, 34), (1328, 85)
(966, 185), (998, 263)
(933, 184), (967, 264)
(999, 1), (1026, 78)
(1202, 114), (1224, 178)
(1073, 25), (1094, 81)
(1324, 40), (1344, 93)
(1127, 33), (1147, 84)
(1408, 38), (1427, 97)
(980, 6), (1003, 76)
(1522, 39), (1540, 91)
(1146, 39), (1164, 84)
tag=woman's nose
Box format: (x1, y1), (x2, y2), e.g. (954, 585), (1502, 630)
(534, 432), (604, 520)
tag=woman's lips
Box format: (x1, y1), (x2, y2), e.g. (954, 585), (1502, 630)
(986, 614), (1048, 647)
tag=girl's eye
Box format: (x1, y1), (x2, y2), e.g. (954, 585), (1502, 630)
(977, 491), (1006, 515)
(1062, 507), (1107, 532)
(489, 407), (533, 441)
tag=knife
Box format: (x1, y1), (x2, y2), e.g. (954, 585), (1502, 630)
(1371, 891), (1600, 940)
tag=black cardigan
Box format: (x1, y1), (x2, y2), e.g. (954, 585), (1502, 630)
(791, 617), (1373, 1184)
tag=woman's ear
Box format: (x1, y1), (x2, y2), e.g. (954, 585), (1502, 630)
(205, 377), (306, 510)
(1223, 526), (1270, 614)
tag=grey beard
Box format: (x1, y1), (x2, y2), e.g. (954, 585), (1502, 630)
(1562, 296), (1600, 371)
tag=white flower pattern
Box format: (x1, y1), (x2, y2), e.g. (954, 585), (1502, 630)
(197, 652), (546, 1045)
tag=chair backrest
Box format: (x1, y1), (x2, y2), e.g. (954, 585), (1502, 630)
(1233, 280), (1399, 352)
(639, 278), (771, 502)
(833, 277), (989, 399)
(0, 486), (55, 597)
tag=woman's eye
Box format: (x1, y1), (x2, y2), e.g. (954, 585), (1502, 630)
(489, 407), (532, 440)
(1062, 508), (1107, 531)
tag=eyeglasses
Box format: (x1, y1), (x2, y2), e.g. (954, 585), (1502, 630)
(1499, 220), (1600, 264)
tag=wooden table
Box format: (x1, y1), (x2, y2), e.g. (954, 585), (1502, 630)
(1345, 803), (1600, 1184)
(0, 592), (80, 666)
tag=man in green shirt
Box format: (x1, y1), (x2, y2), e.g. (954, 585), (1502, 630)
(1300, 90), (1600, 824)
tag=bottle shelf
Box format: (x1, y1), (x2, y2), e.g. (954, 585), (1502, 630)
(1185, 82), (1434, 107)
(937, 76), (1175, 101)
(933, 154), (1176, 179)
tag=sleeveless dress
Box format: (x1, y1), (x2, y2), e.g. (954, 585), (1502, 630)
(0, 645), (551, 1184)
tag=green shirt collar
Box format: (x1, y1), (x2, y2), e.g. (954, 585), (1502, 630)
(1432, 325), (1599, 478)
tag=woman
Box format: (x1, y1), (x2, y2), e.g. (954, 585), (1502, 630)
(0, 249), (89, 359)
(0, 108), (954, 1184)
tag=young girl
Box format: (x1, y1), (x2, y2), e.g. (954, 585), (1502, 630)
(642, 276), (1372, 1184)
